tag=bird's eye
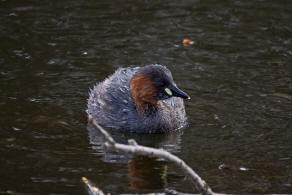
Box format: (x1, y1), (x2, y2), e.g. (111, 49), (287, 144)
(164, 88), (172, 96)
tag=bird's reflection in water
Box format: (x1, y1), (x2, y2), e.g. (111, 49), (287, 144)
(128, 156), (168, 190)
(87, 123), (183, 190)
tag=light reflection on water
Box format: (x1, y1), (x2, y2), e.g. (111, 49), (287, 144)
(0, 0), (291, 194)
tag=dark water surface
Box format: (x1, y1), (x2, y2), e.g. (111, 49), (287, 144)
(1, 0), (292, 194)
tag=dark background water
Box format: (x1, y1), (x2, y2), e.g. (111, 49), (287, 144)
(0, 0), (292, 194)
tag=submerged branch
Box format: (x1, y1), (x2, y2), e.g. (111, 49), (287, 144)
(90, 119), (215, 195)
(82, 177), (105, 195)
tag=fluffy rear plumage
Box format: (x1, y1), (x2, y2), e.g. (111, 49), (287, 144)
(87, 64), (188, 133)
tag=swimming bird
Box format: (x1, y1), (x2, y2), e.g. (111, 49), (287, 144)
(87, 64), (190, 133)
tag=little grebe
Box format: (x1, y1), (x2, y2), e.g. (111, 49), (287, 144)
(87, 64), (190, 133)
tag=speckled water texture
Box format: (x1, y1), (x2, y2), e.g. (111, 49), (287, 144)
(0, 0), (291, 194)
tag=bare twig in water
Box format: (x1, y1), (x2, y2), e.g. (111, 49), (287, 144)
(82, 177), (106, 195)
(89, 119), (215, 195)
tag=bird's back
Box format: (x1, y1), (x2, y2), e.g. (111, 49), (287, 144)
(87, 66), (187, 133)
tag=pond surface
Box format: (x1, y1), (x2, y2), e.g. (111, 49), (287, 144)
(0, 0), (292, 194)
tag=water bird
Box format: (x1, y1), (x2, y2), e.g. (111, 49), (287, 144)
(87, 64), (190, 133)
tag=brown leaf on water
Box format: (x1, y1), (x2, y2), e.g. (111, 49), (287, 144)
(183, 38), (194, 46)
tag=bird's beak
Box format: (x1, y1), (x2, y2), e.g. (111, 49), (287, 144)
(169, 85), (190, 100)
